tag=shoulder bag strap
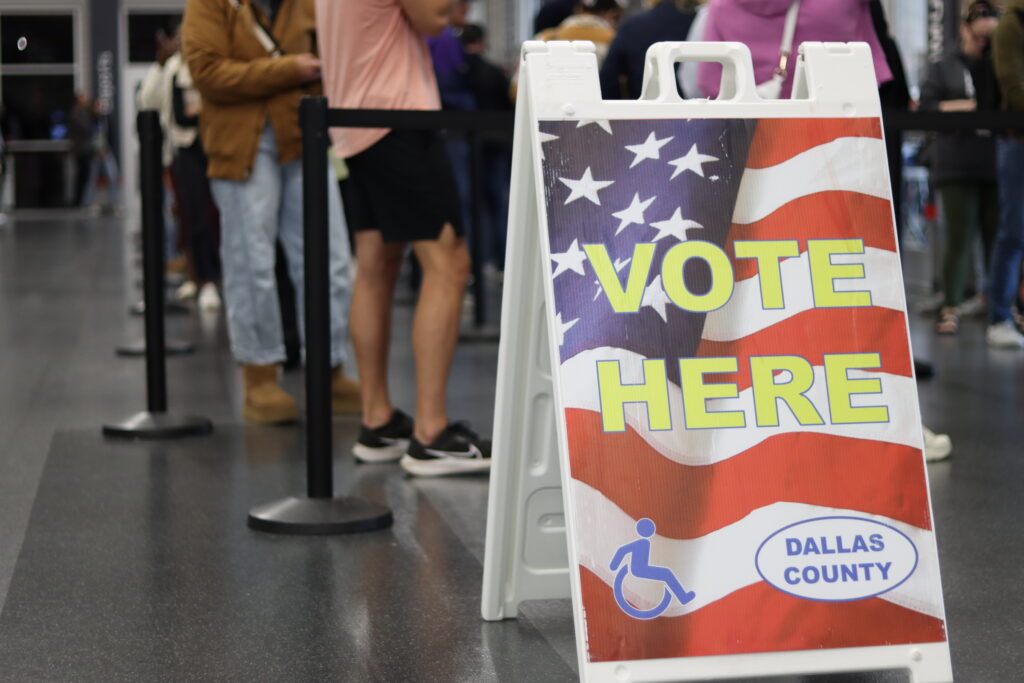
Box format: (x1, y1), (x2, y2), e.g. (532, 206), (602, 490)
(226, 0), (284, 58)
(774, 0), (801, 79)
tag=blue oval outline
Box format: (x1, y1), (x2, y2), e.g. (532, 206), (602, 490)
(754, 515), (920, 603)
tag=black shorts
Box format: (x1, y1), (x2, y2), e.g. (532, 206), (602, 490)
(343, 129), (463, 243)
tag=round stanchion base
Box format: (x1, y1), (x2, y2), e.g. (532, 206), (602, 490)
(102, 411), (213, 439)
(248, 496), (393, 535)
(130, 301), (191, 316)
(115, 339), (196, 357)
(133, 275), (186, 289)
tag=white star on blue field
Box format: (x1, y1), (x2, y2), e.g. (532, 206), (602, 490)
(539, 118), (757, 379)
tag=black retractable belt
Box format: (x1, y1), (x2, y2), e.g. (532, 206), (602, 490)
(882, 108), (1024, 132)
(102, 111), (213, 439)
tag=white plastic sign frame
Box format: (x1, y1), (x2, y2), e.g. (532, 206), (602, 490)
(482, 41), (953, 683)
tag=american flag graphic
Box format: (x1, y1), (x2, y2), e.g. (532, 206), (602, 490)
(538, 117), (947, 662)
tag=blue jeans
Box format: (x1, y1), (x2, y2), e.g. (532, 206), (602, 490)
(210, 126), (352, 366)
(990, 137), (1024, 324)
(82, 150), (122, 207)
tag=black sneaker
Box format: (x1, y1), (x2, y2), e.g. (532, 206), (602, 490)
(353, 409), (414, 463)
(400, 422), (492, 477)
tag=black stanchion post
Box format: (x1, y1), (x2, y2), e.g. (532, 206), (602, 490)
(144, 144), (168, 413)
(304, 94), (333, 501)
(247, 96), (392, 535)
(102, 111), (213, 439)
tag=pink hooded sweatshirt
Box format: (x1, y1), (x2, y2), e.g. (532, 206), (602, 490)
(696, 0), (892, 99)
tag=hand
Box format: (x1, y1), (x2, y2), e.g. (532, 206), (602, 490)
(293, 53), (322, 83)
(939, 98), (977, 112)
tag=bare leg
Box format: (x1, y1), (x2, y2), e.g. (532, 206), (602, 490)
(350, 230), (406, 427)
(410, 224), (471, 443)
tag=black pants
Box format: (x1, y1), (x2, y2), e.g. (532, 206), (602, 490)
(171, 143), (220, 283)
(75, 154), (92, 207)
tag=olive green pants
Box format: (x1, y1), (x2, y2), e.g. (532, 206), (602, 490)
(938, 181), (998, 308)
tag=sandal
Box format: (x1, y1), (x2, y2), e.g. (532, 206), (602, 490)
(935, 306), (959, 335)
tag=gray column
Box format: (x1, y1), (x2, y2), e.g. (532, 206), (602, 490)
(90, 0), (120, 158)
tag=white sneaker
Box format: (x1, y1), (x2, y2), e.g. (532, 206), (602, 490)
(986, 320), (1024, 349)
(198, 282), (221, 311)
(923, 426), (952, 462)
(956, 294), (987, 318)
(175, 280), (198, 301)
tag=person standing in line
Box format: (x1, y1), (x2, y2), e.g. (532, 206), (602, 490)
(511, 0), (624, 100)
(460, 23), (513, 274)
(317, 0), (491, 476)
(182, 0), (360, 423)
(600, 0), (699, 100)
(697, 0), (954, 460)
(990, 0), (1024, 348)
(919, 1), (1000, 336)
(69, 93), (95, 208)
(84, 97), (123, 211)
(138, 29), (185, 274)
(696, 0), (892, 100)
(168, 50), (223, 311)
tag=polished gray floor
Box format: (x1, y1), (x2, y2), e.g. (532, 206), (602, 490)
(0, 213), (1020, 682)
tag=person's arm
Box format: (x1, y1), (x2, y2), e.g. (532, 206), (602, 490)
(994, 12), (1024, 111)
(398, 0), (452, 38)
(182, 0), (313, 105)
(919, 61), (976, 113)
(137, 63), (166, 110)
(172, 73), (200, 128)
(917, 62), (946, 112)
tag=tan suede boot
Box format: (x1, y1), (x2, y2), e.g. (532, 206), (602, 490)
(242, 364), (299, 424)
(331, 365), (362, 415)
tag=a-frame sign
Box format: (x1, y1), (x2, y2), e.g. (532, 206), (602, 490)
(483, 40), (952, 683)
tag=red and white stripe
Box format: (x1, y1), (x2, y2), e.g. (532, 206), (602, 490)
(572, 481), (944, 620)
(559, 118), (944, 663)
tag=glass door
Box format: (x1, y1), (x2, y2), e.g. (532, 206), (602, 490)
(0, 9), (83, 208)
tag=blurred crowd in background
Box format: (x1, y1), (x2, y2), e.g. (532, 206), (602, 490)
(0, 0), (1020, 465)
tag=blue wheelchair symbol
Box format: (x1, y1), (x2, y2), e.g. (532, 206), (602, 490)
(610, 518), (695, 620)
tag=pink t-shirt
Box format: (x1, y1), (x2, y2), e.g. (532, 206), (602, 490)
(316, 0), (441, 158)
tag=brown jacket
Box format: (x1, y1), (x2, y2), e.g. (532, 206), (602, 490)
(182, 0), (320, 180)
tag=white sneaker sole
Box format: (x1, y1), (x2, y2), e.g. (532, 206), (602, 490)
(987, 336), (1024, 349)
(353, 440), (408, 464)
(923, 428), (952, 462)
(399, 454), (491, 477)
